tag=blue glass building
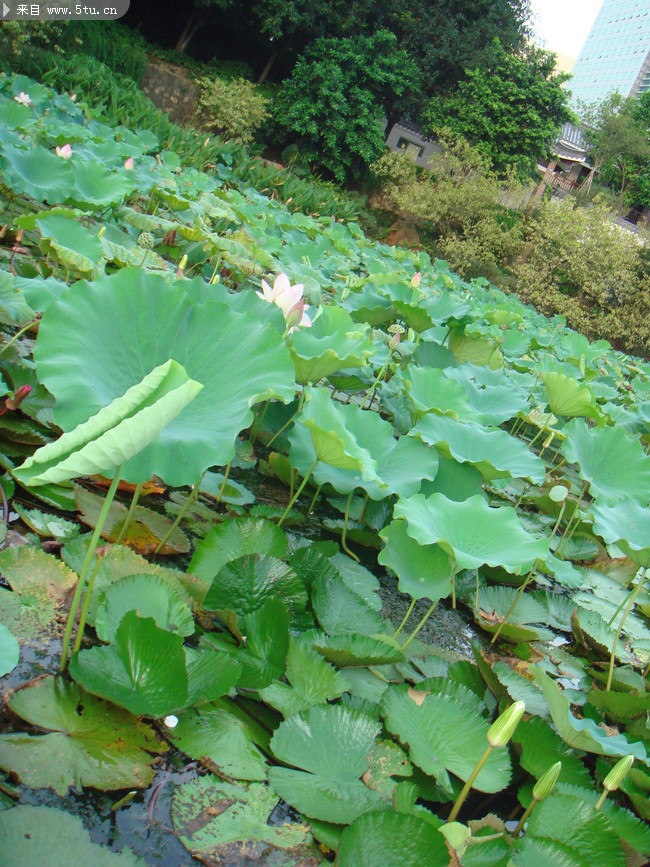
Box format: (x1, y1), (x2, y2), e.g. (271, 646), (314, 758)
(569, 0), (650, 106)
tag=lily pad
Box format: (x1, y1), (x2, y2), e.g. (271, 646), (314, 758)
(0, 624), (19, 677)
(0, 676), (163, 795)
(188, 517), (287, 586)
(338, 811), (449, 866)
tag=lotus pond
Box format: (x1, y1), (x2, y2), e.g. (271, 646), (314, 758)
(1, 73), (650, 865)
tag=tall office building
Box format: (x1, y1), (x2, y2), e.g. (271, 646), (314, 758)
(568, 0), (650, 106)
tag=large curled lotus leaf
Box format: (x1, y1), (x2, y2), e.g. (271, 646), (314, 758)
(288, 387), (380, 481)
(0, 142), (74, 202)
(403, 366), (472, 419)
(32, 269), (295, 486)
(13, 359), (203, 487)
(290, 398), (437, 499)
(394, 493), (548, 574)
(378, 520), (453, 602)
(171, 776), (313, 863)
(0, 805), (140, 867)
(338, 811), (449, 867)
(0, 623), (19, 677)
(0, 272), (38, 326)
(0, 676), (163, 795)
(259, 638), (350, 717)
(412, 414), (546, 484)
(94, 573), (195, 643)
(69, 612), (189, 717)
(288, 305), (374, 384)
(588, 501), (650, 567)
(36, 214), (104, 276)
(69, 159), (136, 208)
(561, 419), (650, 506)
(268, 704), (385, 823)
(448, 328), (503, 369)
(533, 667), (647, 761)
(380, 685), (512, 795)
(168, 698), (270, 781)
(446, 367), (530, 426)
(510, 793), (625, 867)
(542, 371), (600, 420)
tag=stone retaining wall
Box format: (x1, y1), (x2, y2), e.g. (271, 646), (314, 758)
(140, 59), (198, 125)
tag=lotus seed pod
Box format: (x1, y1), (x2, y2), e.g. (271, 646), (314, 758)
(487, 701), (525, 748)
(549, 485), (568, 503)
(137, 232), (154, 249)
(532, 761), (562, 802)
(603, 755), (634, 793)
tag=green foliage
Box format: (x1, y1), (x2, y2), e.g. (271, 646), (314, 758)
(425, 40), (573, 178)
(275, 30), (420, 182)
(196, 75), (270, 143)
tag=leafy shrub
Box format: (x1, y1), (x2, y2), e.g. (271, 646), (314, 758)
(0, 21), (66, 60)
(60, 21), (148, 84)
(275, 30), (420, 183)
(195, 75), (270, 144)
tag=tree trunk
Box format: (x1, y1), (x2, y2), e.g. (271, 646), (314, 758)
(175, 10), (203, 53)
(258, 48), (279, 84)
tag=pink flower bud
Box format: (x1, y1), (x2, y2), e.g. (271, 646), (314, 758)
(124, 157), (134, 170)
(55, 144), (72, 159)
(411, 271), (421, 289)
(4, 385), (31, 411)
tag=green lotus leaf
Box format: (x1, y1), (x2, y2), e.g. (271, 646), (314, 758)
(0, 805), (140, 866)
(588, 689), (650, 723)
(94, 574), (195, 643)
(311, 568), (385, 636)
(289, 387), (380, 481)
(512, 716), (593, 789)
(0, 676), (163, 795)
(511, 793), (625, 867)
(381, 684), (512, 794)
(562, 419), (650, 506)
(288, 306), (374, 384)
(69, 612), (189, 717)
(394, 493), (548, 574)
(69, 160), (136, 208)
(473, 585), (554, 643)
(421, 454), (485, 501)
(0, 623), (19, 678)
(448, 328), (502, 369)
(542, 371), (599, 419)
(168, 698), (269, 781)
(203, 555), (309, 626)
(13, 359), (202, 486)
(378, 519), (453, 601)
(0, 142), (74, 202)
(290, 396), (437, 498)
(36, 214), (104, 276)
(32, 269), (295, 485)
(588, 500), (650, 567)
(412, 414), (546, 483)
(0, 272), (38, 325)
(533, 668), (647, 761)
(310, 632), (404, 667)
(268, 704), (385, 823)
(338, 811), (448, 866)
(171, 777), (312, 862)
(403, 366), (472, 419)
(259, 638), (350, 717)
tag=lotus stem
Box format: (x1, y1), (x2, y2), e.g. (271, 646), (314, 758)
(266, 390), (305, 448)
(447, 745), (493, 822)
(363, 354), (393, 409)
(475, 569), (480, 612)
(606, 571), (646, 691)
(154, 480), (200, 555)
(556, 481), (588, 557)
(393, 598), (416, 639)
(490, 570), (536, 645)
(400, 601), (436, 652)
(115, 482), (143, 545)
(341, 492), (360, 562)
(277, 459), (318, 528)
(72, 552), (107, 654)
(216, 462), (231, 506)
(512, 761), (562, 837)
(249, 400), (270, 446)
(549, 500), (567, 540)
(306, 485), (321, 516)
(359, 491), (369, 524)
(0, 318), (39, 357)
(60, 466), (123, 671)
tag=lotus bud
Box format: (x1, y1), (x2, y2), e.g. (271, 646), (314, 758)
(487, 701), (525, 748)
(176, 254), (188, 278)
(124, 156), (134, 170)
(603, 755), (634, 793)
(4, 385), (31, 411)
(411, 271), (421, 289)
(97, 227), (106, 239)
(70, 93), (77, 101)
(532, 761), (562, 802)
(55, 143), (72, 159)
(407, 327), (416, 343)
(284, 298), (306, 332)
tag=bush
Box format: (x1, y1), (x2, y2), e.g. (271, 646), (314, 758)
(195, 75), (270, 144)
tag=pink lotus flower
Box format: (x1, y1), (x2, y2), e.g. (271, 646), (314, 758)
(14, 92), (32, 107)
(124, 156), (134, 170)
(70, 93), (77, 101)
(56, 144), (72, 159)
(411, 271), (421, 288)
(256, 273), (312, 332)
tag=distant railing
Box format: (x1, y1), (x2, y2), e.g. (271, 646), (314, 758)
(547, 174), (577, 193)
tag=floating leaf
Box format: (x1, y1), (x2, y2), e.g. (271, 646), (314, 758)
(0, 677), (163, 795)
(0, 623), (19, 677)
(312, 570), (384, 636)
(269, 704), (385, 823)
(188, 517), (287, 585)
(338, 811), (449, 866)
(512, 716), (593, 789)
(311, 632), (404, 667)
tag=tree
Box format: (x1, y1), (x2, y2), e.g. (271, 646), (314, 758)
(582, 93), (650, 206)
(274, 31), (420, 183)
(424, 40), (573, 178)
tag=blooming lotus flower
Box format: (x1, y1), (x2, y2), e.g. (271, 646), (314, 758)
(256, 273), (312, 332)
(14, 92), (32, 107)
(124, 156), (134, 170)
(55, 143), (72, 159)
